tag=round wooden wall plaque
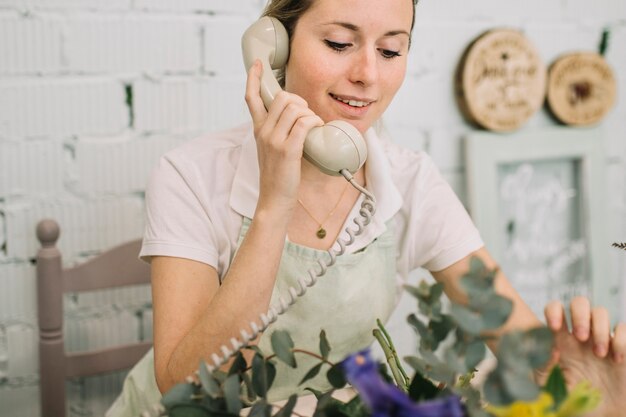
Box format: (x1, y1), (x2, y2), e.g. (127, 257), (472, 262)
(547, 52), (616, 126)
(457, 29), (546, 132)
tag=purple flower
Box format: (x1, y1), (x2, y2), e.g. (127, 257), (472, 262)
(341, 349), (465, 417)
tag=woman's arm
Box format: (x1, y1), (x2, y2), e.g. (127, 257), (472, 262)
(432, 246), (626, 414)
(152, 204), (289, 393)
(151, 60), (323, 393)
(431, 246), (541, 351)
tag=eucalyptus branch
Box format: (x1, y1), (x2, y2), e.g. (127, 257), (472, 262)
(373, 329), (408, 392)
(243, 350), (335, 373)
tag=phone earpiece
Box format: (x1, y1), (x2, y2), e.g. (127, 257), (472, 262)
(242, 16), (367, 176)
(304, 121), (368, 176)
(242, 16), (289, 105)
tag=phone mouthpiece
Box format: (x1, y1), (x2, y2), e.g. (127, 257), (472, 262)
(303, 120), (367, 176)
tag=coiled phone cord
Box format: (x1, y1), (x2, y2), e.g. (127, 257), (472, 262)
(142, 169), (375, 417)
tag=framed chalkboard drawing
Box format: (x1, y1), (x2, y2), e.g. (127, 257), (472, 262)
(465, 128), (618, 322)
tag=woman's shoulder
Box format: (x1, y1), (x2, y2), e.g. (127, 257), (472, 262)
(377, 139), (436, 180)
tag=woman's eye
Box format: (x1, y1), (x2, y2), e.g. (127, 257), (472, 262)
(380, 49), (401, 59)
(324, 40), (351, 51)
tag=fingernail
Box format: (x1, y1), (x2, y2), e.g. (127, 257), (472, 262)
(594, 343), (607, 357)
(574, 326), (589, 340)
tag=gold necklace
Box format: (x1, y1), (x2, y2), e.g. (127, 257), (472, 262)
(298, 182), (350, 239)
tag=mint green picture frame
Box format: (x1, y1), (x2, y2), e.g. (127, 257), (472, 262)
(465, 127), (618, 322)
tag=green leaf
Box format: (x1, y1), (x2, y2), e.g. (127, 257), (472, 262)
(500, 366), (540, 402)
(483, 371), (516, 406)
(326, 363), (347, 389)
(450, 304), (484, 334)
(167, 404), (212, 417)
(405, 354), (455, 384)
(198, 361), (221, 398)
(241, 373), (256, 402)
(522, 327), (554, 369)
(319, 330), (331, 360)
(228, 351), (247, 375)
(299, 363), (324, 386)
(542, 365), (567, 409)
(161, 382), (194, 408)
(273, 394), (297, 417)
(223, 373), (242, 415)
(479, 295), (513, 330)
(251, 354), (276, 398)
(430, 314), (456, 342)
(249, 399), (272, 417)
(312, 391), (344, 417)
(464, 340), (486, 370)
(271, 330), (297, 368)
(338, 395), (369, 417)
(408, 370), (439, 401)
(303, 387), (326, 399)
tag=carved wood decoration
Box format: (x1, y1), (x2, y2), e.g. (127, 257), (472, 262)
(456, 29), (547, 132)
(547, 52), (616, 126)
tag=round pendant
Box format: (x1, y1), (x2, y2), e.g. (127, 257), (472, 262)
(316, 228), (327, 239)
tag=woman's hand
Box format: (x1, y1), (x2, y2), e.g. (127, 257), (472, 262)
(244, 60), (324, 213)
(541, 297), (626, 416)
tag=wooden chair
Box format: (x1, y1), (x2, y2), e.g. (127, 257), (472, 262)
(35, 219), (152, 417)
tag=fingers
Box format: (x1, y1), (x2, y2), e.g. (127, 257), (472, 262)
(544, 300), (566, 332)
(569, 296), (591, 342)
(611, 323), (626, 364)
(590, 306), (610, 357)
(244, 60), (267, 127)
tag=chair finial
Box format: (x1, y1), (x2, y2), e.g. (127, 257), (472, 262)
(36, 219), (60, 247)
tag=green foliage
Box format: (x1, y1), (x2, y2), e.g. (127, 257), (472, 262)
(319, 330), (331, 360)
(271, 330), (297, 368)
(403, 257), (555, 414)
(543, 365), (568, 409)
(159, 256), (559, 417)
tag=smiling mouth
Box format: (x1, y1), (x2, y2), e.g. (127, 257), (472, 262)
(330, 93), (373, 108)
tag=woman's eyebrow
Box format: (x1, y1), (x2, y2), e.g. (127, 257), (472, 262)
(323, 21), (410, 37)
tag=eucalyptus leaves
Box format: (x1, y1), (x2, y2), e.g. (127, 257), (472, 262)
(158, 257), (599, 417)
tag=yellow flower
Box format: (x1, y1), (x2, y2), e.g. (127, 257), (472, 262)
(487, 393), (556, 417)
(555, 381), (601, 417)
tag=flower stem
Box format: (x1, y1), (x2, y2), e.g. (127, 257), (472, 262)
(373, 327), (408, 392)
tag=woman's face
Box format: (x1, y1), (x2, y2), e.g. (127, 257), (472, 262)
(284, 0), (413, 134)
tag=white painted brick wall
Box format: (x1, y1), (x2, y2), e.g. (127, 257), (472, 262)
(65, 14), (202, 73)
(0, 12), (63, 74)
(73, 134), (184, 195)
(203, 15), (255, 74)
(3, 196), (144, 261)
(0, 0), (625, 415)
(0, 0), (131, 11)
(134, 0), (263, 14)
(0, 139), (66, 197)
(0, 78), (128, 138)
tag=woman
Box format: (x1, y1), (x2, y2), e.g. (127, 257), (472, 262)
(107, 0), (626, 415)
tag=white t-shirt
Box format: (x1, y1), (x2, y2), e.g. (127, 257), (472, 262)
(140, 123), (484, 283)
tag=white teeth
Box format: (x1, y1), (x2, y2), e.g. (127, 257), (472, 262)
(332, 95), (370, 107)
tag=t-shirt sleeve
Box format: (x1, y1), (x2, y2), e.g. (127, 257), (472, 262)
(139, 154), (219, 269)
(408, 156), (484, 272)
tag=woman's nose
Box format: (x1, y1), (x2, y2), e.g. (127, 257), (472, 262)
(349, 48), (378, 86)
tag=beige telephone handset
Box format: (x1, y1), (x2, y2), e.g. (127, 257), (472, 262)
(242, 16), (367, 176)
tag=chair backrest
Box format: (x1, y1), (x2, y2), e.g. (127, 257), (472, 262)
(36, 218), (152, 417)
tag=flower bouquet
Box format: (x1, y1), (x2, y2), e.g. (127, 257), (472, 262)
(156, 258), (601, 417)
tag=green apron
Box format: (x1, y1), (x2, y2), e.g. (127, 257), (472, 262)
(106, 218), (397, 415)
